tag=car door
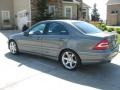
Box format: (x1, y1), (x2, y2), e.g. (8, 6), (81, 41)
(41, 22), (71, 57)
(18, 23), (46, 53)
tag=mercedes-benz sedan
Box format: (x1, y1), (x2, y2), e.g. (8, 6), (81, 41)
(8, 20), (119, 70)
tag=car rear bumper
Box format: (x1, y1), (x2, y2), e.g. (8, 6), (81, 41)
(78, 45), (119, 64)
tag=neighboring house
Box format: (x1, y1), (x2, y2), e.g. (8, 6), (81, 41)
(107, 0), (120, 26)
(0, 0), (90, 30)
(0, 0), (14, 29)
(16, 0), (84, 30)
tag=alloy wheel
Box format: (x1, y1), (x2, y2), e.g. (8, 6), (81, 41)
(61, 51), (78, 70)
(9, 41), (18, 54)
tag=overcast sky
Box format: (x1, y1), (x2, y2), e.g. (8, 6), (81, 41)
(83, 0), (109, 20)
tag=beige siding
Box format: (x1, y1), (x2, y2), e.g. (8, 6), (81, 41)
(107, 4), (120, 26)
(0, 0), (14, 29)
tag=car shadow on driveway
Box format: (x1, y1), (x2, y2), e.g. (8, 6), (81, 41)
(5, 52), (120, 90)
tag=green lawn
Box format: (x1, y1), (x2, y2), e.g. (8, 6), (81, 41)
(117, 34), (120, 44)
(107, 26), (120, 29)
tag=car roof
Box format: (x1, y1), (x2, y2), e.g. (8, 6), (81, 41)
(40, 20), (84, 24)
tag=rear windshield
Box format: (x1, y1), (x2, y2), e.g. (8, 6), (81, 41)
(73, 22), (102, 34)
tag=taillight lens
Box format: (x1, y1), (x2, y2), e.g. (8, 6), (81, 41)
(93, 39), (109, 50)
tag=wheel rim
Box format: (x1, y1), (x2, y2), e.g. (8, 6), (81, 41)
(9, 41), (17, 54)
(62, 51), (77, 69)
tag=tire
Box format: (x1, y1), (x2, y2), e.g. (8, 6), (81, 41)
(9, 40), (19, 55)
(60, 50), (81, 70)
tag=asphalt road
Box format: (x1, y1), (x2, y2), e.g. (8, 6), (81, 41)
(0, 30), (120, 90)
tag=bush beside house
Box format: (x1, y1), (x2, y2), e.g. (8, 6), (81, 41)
(91, 21), (120, 44)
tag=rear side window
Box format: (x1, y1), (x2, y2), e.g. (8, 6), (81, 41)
(47, 23), (69, 35)
(73, 22), (102, 34)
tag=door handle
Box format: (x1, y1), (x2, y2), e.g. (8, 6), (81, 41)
(37, 37), (41, 40)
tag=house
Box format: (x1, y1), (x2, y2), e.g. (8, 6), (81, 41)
(107, 0), (120, 26)
(0, 0), (90, 30)
(31, 0), (83, 24)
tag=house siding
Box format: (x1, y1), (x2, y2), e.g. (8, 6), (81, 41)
(0, 0), (14, 29)
(107, 4), (120, 26)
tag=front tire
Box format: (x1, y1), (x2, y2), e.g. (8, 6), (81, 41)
(9, 41), (19, 55)
(60, 50), (81, 70)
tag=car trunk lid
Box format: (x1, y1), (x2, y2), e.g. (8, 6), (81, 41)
(87, 32), (118, 50)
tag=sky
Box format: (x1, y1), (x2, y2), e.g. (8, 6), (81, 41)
(83, 0), (109, 20)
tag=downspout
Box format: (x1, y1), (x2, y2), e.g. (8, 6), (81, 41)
(80, 0), (83, 20)
(77, 5), (79, 20)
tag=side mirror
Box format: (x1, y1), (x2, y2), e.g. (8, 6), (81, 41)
(23, 31), (29, 36)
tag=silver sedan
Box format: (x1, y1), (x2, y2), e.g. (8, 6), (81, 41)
(8, 20), (119, 70)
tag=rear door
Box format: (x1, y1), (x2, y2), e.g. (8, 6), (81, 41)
(41, 22), (71, 57)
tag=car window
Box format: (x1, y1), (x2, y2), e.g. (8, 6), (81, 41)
(47, 23), (68, 35)
(29, 24), (46, 35)
(73, 22), (102, 34)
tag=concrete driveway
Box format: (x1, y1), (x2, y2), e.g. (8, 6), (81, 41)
(0, 30), (120, 90)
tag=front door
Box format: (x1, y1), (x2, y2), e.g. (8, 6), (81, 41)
(18, 23), (46, 53)
(64, 6), (72, 19)
(41, 22), (70, 57)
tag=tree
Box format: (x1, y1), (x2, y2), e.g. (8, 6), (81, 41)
(33, 0), (52, 23)
(91, 3), (100, 21)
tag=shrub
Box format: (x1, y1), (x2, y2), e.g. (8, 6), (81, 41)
(97, 23), (107, 31)
(108, 28), (114, 32)
(116, 28), (120, 34)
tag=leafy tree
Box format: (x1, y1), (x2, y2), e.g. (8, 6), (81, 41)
(91, 3), (100, 21)
(33, 0), (52, 23)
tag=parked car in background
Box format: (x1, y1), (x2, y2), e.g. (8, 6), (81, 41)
(8, 20), (119, 70)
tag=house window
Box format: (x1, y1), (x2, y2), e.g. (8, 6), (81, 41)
(64, 6), (72, 19)
(116, 10), (118, 13)
(111, 10), (118, 14)
(49, 5), (55, 16)
(1, 11), (10, 25)
(83, 12), (86, 19)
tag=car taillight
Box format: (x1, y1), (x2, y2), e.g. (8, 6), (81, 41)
(93, 39), (109, 50)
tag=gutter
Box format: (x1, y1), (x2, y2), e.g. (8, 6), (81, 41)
(63, 1), (80, 5)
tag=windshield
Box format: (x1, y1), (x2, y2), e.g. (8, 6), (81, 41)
(73, 22), (102, 34)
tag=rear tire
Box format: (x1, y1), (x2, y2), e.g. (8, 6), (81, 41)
(9, 40), (19, 55)
(60, 50), (81, 70)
